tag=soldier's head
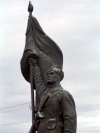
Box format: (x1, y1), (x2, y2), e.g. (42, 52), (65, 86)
(47, 66), (64, 83)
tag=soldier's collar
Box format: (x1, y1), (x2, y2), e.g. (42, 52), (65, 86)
(44, 85), (62, 95)
(43, 85), (62, 96)
(50, 86), (62, 93)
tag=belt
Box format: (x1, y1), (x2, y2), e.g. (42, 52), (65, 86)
(40, 118), (63, 127)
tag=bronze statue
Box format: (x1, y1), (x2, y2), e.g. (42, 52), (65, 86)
(29, 58), (77, 133)
(20, 2), (77, 133)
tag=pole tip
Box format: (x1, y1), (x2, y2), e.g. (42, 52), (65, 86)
(28, 1), (34, 14)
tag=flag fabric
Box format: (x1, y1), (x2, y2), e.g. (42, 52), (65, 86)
(20, 15), (63, 84)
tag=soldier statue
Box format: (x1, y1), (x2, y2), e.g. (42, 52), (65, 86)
(20, 2), (77, 133)
(28, 58), (77, 133)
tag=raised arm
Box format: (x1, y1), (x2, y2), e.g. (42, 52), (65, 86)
(29, 58), (46, 108)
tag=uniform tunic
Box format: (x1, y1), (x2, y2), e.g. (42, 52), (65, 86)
(32, 64), (77, 133)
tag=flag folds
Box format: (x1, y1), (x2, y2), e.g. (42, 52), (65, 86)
(20, 15), (63, 84)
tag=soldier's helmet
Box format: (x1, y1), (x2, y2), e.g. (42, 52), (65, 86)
(47, 65), (64, 81)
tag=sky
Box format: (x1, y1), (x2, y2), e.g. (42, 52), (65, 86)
(0, 0), (100, 133)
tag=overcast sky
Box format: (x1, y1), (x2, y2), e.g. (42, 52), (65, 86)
(0, 0), (100, 133)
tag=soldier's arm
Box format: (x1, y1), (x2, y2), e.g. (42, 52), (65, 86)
(29, 58), (46, 100)
(61, 91), (77, 133)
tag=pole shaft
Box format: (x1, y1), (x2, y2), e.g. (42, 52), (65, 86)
(30, 62), (35, 124)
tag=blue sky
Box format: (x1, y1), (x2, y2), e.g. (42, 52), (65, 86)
(0, 0), (100, 133)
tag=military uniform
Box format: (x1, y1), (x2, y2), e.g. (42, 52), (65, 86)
(30, 64), (77, 133)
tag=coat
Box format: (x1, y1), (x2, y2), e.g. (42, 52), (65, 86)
(29, 64), (77, 133)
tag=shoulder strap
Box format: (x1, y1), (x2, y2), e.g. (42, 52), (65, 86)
(45, 89), (62, 106)
(39, 89), (62, 111)
(45, 90), (63, 121)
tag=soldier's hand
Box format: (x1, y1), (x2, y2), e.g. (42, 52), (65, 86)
(29, 58), (37, 66)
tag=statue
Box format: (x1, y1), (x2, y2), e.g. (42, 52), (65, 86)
(20, 2), (77, 133)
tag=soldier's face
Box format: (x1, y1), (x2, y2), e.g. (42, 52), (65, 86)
(47, 70), (58, 83)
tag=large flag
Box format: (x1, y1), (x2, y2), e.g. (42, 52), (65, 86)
(20, 14), (63, 84)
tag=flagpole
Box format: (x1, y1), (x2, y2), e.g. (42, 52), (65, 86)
(28, 0), (35, 127)
(29, 61), (35, 124)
